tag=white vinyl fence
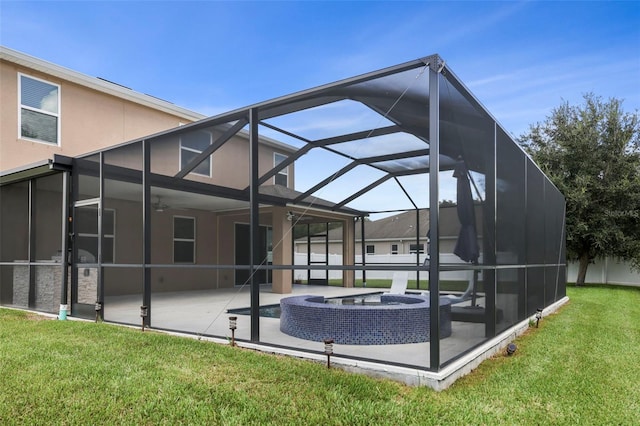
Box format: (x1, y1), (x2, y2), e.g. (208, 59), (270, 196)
(294, 253), (639, 286)
(293, 253), (472, 282)
(567, 258), (640, 286)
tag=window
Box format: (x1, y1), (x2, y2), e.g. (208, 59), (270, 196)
(274, 153), (288, 186)
(409, 244), (424, 254)
(173, 216), (195, 263)
(77, 208), (115, 263)
(19, 74), (60, 145)
(366, 245), (375, 254)
(391, 244), (398, 255)
(180, 131), (212, 177)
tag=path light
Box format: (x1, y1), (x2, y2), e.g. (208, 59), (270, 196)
(506, 343), (517, 356)
(94, 301), (102, 323)
(229, 316), (237, 347)
(140, 305), (148, 331)
(323, 338), (334, 368)
(535, 308), (543, 328)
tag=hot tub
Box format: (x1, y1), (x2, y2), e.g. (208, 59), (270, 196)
(280, 294), (451, 345)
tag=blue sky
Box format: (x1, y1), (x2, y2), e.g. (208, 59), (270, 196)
(2, 0), (639, 138)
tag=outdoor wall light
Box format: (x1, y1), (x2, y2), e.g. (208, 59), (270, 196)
(229, 316), (237, 347)
(140, 305), (149, 332)
(506, 343), (517, 356)
(535, 308), (543, 328)
(323, 338), (334, 369)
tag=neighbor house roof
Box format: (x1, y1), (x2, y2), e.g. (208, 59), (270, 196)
(296, 205), (483, 242)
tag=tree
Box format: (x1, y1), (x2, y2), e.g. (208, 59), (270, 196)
(519, 94), (640, 285)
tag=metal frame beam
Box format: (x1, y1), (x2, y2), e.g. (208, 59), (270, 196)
(28, 180), (36, 308)
(142, 139), (152, 328)
(254, 124), (403, 187)
(249, 108), (260, 341)
(294, 150), (428, 204)
(96, 152), (105, 321)
(333, 168), (428, 210)
(428, 61), (441, 370)
(174, 118), (248, 179)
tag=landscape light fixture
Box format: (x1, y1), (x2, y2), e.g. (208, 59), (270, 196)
(323, 338), (334, 369)
(535, 308), (543, 328)
(94, 301), (102, 322)
(506, 343), (517, 356)
(229, 316), (237, 346)
(140, 305), (149, 331)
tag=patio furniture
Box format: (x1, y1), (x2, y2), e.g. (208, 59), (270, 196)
(386, 271), (409, 295)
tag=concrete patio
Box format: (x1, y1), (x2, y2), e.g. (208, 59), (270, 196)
(103, 284), (487, 370)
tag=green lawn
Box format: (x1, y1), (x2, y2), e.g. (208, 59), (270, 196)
(1, 285), (639, 425)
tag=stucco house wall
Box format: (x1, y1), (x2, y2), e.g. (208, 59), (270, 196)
(1, 48), (204, 171)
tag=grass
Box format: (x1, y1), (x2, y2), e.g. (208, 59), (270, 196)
(1, 285), (639, 425)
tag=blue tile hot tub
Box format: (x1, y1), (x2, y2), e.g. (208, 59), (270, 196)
(279, 294), (452, 345)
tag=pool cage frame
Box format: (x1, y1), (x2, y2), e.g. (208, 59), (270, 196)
(0, 54), (567, 372)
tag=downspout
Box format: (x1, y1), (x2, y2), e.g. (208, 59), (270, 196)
(59, 170), (70, 319)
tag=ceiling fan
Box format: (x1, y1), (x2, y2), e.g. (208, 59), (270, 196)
(152, 196), (170, 212)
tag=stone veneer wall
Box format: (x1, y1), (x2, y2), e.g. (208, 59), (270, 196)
(77, 267), (98, 304)
(12, 264), (29, 308)
(12, 264), (96, 313)
(13, 264), (64, 313)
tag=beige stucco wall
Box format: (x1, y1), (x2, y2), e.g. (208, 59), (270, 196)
(1, 60), (193, 171)
(149, 131), (294, 189)
(2, 59), (296, 188)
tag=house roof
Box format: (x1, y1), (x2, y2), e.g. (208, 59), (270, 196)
(1, 46), (206, 122)
(0, 155), (73, 185)
(298, 205), (482, 242)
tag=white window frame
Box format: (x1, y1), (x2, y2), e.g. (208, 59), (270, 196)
(274, 152), (288, 186)
(391, 244), (398, 255)
(179, 131), (212, 177)
(366, 244), (375, 254)
(173, 216), (196, 264)
(77, 208), (116, 263)
(18, 73), (61, 146)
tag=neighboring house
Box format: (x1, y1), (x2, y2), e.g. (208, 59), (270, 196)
(295, 205), (483, 257)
